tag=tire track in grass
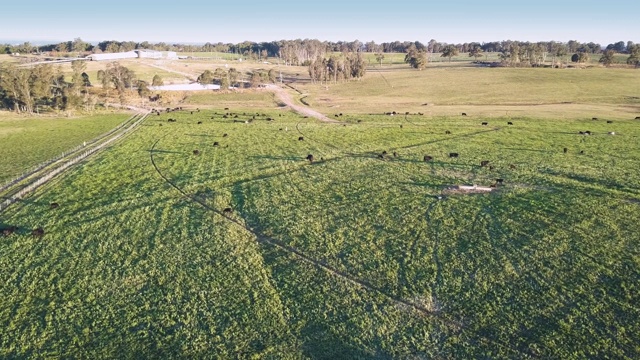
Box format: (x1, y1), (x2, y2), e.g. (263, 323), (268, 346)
(150, 136), (535, 360)
(399, 201), (438, 295)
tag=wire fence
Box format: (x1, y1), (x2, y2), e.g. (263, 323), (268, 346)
(0, 113), (140, 195)
(0, 112), (148, 213)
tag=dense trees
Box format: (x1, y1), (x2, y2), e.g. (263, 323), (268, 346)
(308, 52), (367, 83)
(468, 44), (484, 62)
(4, 38), (638, 69)
(404, 44), (428, 70)
(627, 44), (640, 67)
(0, 63), (92, 112)
(152, 74), (164, 87)
(599, 50), (616, 67)
(197, 70), (214, 84)
(441, 45), (459, 62)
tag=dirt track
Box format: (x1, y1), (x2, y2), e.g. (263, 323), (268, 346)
(267, 85), (341, 123)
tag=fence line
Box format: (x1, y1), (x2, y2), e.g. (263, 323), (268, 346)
(0, 112), (148, 213)
(0, 113), (140, 195)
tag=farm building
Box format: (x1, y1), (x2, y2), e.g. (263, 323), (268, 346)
(86, 50), (178, 61)
(136, 49), (162, 59)
(86, 51), (138, 61)
(135, 50), (178, 59)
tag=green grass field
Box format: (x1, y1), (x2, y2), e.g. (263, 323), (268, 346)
(1, 62), (640, 358)
(0, 113), (131, 184)
(294, 66), (640, 118)
(1, 100), (639, 358)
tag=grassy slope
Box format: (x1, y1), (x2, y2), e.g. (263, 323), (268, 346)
(1, 105), (638, 358)
(0, 113), (131, 183)
(295, 66), (640, 117)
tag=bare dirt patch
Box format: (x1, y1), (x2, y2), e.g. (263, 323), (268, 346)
(442, 185), (495, 195)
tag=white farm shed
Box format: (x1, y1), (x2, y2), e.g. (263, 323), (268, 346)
(136, 49), (162, 59)
(86, 51), (137, 61)
(136, 50), (178, 59)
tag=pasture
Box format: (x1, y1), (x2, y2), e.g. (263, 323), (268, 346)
(294, 66), (640, 118)
(0, 112), (131, 184)
(1, 97), (639, 358)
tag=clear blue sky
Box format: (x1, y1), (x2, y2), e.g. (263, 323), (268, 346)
(1, 0), (637, 45)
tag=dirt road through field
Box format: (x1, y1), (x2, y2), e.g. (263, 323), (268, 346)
(266, 84), (340, 123)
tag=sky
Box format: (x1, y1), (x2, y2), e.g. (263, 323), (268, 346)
(1, 0), (638, 45)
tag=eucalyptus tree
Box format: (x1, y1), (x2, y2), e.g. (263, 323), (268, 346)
(441, 45), (459, 62)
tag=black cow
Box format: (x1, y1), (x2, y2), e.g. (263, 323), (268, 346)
(1, 225), (18, 236)
(31, 228), (44, 237)
(223, 207), (232, 213)
(224, 107), (229, 110)
(449, 153), (459, 158)
(213, 142), (219, 146)
(193, 150), (200, 155)
(481, 122), (488, 126)
(445, 130), (451, 134)
(496, 178), (504, 184)
(400, 125), (403, 128)
(50, 203), (59, 209)
(563, 147), (568, 153)
(197, 121), (202, 124)
(298, 136), (304, 141)
(507, 122), (513, 125)
(509, 164), (516, 169)
(223, 133), (228, 137)
(462, 113), (467, 116)
(424, 155), (433, 162)
(592, 117), (598, 120)
(635, 116), (640, 119)
(306, 154), (314, 163)
(580, 150), (584, 154)
(382, 151), (387, 155)
(607, 120), (613, 123)
(480, 160), (490, 167)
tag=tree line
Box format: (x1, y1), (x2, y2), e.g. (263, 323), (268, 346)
(401, 41), (640, 69)
(5, 38), (639, 60)
(0, 61), (149, 113)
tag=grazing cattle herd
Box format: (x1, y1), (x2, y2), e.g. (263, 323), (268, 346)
(2, 107), (631, 240)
